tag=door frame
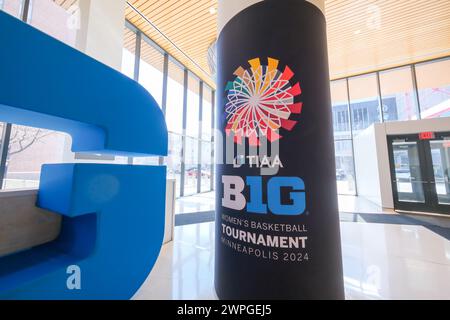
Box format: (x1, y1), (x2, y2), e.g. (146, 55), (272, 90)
(387, 132), (450, 215)
(424, 131), (450, 214)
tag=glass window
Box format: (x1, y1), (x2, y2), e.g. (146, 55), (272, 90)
(3, 0), (84, 190)
(416, 59), (450, 119)
(200, 141), (212, 192)
(3, 125), (67, 190)
(1, 0), (22, 18)
(202, 85), (213, 141)
(122, 27), (136, 79)
(430, 139), (450, 205)
(330, 80), (351, 140)
(0, 122), (4, 161)
(186, 74), (200, 138)
(211, 141), (215, 191)
(29, 0), (77, 47)
(139, 38), (164, 107)
(166, 133), (182, 197)
(184, 137), (199, 196)
(380, 66), (419, 122)
(334, 140), (356, 195)
(166, 60), (184, 135)
(348, 74), (382, 137)
(2, 16), (130, 190)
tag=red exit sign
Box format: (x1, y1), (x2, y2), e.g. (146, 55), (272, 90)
(419, 132), (435, 140)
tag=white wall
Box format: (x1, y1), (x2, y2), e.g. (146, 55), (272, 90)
(354, 125), (382, 206)
(374, 124), (394, 208)
(354, 117), (450, 209)
(377, 117), (450, 208)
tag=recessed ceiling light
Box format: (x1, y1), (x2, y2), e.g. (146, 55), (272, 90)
(209, 7), (217, 14)
(354, 30), (362, 35)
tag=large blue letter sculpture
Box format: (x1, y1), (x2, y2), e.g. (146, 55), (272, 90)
(0, 11), (168, 299)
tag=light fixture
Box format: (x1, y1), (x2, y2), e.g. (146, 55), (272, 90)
(209, 7), (217, 14)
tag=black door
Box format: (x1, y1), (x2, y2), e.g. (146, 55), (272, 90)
(388, 132), (450, 214)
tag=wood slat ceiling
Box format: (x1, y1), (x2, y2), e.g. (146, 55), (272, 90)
(54, 0), (450, 88)
(54, 0), (77, 9)
(326, 0), (450, 79)
(125, 0), (217, 88)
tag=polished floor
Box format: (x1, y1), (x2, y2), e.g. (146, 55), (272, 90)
(175, 192), (392, 215)
(175, 192), (216, 215)
(133, 220), (450, 300)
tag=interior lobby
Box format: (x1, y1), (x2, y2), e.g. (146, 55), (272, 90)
(0, 0), (450, 301)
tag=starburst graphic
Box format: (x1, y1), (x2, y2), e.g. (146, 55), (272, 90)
(225, 57), (303, 146)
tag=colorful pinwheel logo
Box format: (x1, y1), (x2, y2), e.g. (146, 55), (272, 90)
(225, 57), (302, 146)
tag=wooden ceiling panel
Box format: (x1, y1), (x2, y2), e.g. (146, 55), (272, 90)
(126, 0), (217, 88)
(125, 0), (450, 86)
(53, 0), (450, 88)
(54, 0), (77, 10)
(326, 0), (450, 79)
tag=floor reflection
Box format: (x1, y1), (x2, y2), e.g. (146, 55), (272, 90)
(175, 192), (394, 215)
(134, 221), (450, 300)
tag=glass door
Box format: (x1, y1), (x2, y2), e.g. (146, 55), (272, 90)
(389, 136), (427, 210)
(428, 134), (450, 210)
(388, 132), (450, 214)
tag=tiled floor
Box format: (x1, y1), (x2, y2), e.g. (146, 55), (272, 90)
(134, 221), (450, 300)
(175, 192), (392, 215)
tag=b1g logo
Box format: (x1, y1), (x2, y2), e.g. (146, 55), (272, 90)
(222, 176), (306, 215)
(222, 58), (306, 216)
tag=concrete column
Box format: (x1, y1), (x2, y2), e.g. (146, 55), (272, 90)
(76, 0), (126, 71)
(215, 0), (344, 299)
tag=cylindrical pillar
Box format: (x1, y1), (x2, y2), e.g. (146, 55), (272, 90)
(215, 0), (344, 299)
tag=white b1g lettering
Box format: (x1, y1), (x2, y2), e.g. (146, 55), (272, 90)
(222, 175), (306, 215)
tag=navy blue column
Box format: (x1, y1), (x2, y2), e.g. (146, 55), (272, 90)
(215, 0), (344, 299)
